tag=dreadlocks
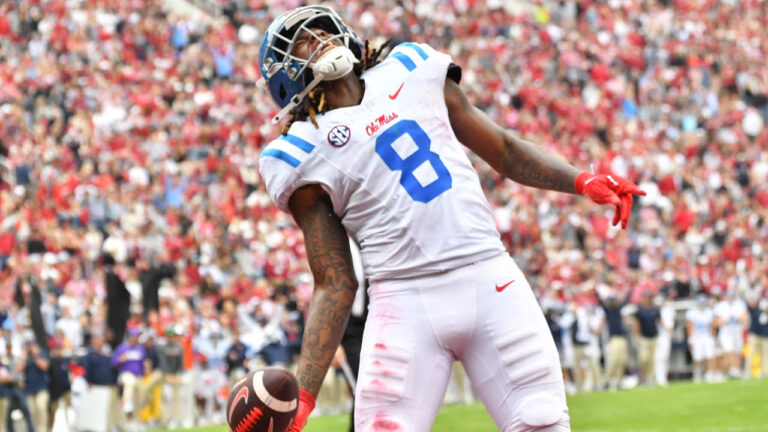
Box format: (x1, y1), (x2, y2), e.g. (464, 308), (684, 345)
(281, 39), (392, 135)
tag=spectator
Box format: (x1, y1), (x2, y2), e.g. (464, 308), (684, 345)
(211, 45), (235, 79)
(111, 328), (145, 423)
(194, 355), (226, 426)
(746, 295), (768, 378)
(225, 328), (247, 387)
(21, 341), (49, 432)
(545, 304), (572, 392)
(39, 294), (58, 339)
(26, 228), (46, 257)
(170, 18), (190, 51)
(236, 298), (287, 366)
(655, 295), (676, 386)
(0, 226), (14, 272)
(54, 306), (82, 353)
(714, 291), (748, 379)
(1, 337), (35, 432)
(0, 347), (7, 432)
(137, 329), (162, 422)
(82, 332), (116, 386)
(687, 295), (717, 383)
(102, 224), (128, 265)
(571, 304), (602, 392)
(47, 339), (71, 432)
(597, 289), (631, 390)
(0, 357), (8, 432)
(163, 174), (189, 210)
(195, 321), (231, 372)
(255, 300), (288, 367)
(81, 331), (118, 428)
(634, 291), (661, 386)
(284, 313), (303, 365)
(157, 326), (184, 428)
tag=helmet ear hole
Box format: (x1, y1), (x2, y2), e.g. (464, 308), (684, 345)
(279, 84), (287, 100)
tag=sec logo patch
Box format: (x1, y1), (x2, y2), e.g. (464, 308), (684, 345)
(327, 125), (351, 147)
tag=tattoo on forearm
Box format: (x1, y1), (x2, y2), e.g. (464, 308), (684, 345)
(294, 198), (358, 396)
(498, 129), (578, 193)
(517, 164), (560, 190)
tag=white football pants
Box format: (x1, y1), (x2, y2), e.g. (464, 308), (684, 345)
(354, 254), (570, 431)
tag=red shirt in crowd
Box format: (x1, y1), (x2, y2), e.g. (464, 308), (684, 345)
(0, 232), (15, 255)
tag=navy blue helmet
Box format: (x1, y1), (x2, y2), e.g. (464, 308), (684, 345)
(259, 6), (363, 111)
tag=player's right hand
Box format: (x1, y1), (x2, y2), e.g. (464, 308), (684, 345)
(288, 388), (316, 432)
(574, 171), (646, 229)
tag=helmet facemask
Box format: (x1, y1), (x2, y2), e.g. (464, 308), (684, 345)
(259, 6), (363, 123)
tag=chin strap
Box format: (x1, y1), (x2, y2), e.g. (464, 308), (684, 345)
(271, 73), (325, 124)
(271, 46), (359, 125)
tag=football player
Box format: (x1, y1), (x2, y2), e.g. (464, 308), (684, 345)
(713, 290), (748, 378)
(687, 294), (717, 383)
(257, 6), (645, 431)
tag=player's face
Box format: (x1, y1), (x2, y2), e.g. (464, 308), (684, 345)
(291, 27), (340, 62)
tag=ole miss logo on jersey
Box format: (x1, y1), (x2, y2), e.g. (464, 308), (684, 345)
(366, 112), (399, 136)
(328, 125), (351, 147)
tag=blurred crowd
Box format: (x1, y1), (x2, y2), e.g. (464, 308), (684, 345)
(545, 286), (768, 396)
(2, 0), (768, 430)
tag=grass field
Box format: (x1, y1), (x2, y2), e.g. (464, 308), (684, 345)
(166, 378), (768, 432)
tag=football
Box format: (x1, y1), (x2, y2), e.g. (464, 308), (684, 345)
(226, 368), (300, 432)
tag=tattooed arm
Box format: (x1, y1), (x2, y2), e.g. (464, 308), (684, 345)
(288, 184), (358, 397)
(444, 79), (580, 193)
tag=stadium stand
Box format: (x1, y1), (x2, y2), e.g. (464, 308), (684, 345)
(1, 0), (768, 430)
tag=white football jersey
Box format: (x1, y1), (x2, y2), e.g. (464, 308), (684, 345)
(714, 299), (746, 329)
(686, 307), (714, 337)
(259, 43), (505, 281)
(659, 305), (675, 340)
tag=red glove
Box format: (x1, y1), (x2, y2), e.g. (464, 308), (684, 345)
(575, 171), (646, 229)
(288, 388), (315, 432)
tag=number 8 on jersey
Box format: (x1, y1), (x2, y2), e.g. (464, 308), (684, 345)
(375, 119), (452, 203)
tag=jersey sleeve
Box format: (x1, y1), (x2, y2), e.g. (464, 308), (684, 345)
(258, 132), (320, 213)
(735, 300), (747, 315)
(387, 42), (460, 86)
(713, 302), (726, 319)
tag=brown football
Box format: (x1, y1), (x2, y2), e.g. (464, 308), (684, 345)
(226, 368), (299, 432)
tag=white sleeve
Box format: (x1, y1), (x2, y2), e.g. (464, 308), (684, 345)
(735, 300), (747, 315)
(259, 156), (302, 213)
(258, 131), (320, 213)
(388, 42), (458, 87)
(713, 303), (722, 318)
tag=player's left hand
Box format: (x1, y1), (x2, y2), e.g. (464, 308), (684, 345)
(575, 171), (646, 229)
(287, 388), (315, 432)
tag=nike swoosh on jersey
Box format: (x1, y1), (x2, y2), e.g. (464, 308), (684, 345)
(389, 83), (404, 99)
(495, 280), (515, 292)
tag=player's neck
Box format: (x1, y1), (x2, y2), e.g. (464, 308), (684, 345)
(322, 73), (364, 110)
